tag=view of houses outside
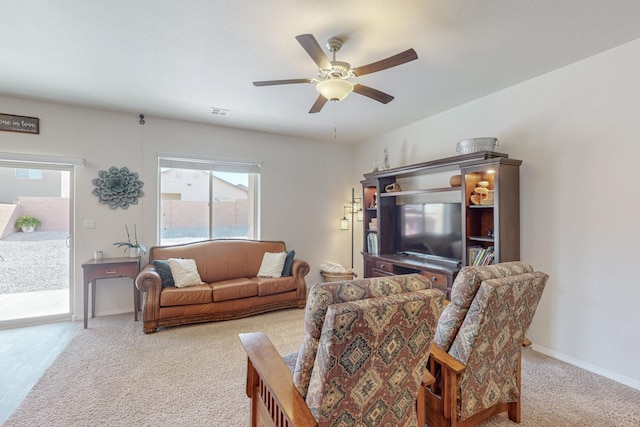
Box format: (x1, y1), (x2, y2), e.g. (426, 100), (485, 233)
(160, 169), (253, 244)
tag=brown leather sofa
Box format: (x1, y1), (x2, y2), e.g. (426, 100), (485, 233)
(135, 239), (310, 334)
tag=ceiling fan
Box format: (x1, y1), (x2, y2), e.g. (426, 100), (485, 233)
(253, 34), (418, 113)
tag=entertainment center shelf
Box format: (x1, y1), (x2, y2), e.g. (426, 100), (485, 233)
(379, 187), (461, 197)
(361, 150), (522, 295)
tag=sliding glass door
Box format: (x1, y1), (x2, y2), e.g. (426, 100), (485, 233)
(0, 162), (73, 326)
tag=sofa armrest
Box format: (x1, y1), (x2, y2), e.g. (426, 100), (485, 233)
(290, 259), (310, 300)
(239, 332), (317, 426)
(135, 264), (163, 325)
(135, 264), (162, 293)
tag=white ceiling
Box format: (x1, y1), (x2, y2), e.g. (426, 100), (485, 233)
(2, 1), (640, 143)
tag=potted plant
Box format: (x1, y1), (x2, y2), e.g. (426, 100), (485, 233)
(14, 215), (42, 232)
(114, 224), (147, 257)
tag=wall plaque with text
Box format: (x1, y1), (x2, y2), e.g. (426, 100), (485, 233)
(0, 113), (40, 134)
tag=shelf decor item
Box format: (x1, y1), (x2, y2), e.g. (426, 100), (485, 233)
(384, 182), (402, 192)
(113, 224), (147, 256)
(382, 148), (390, 170)
(92, 166), (144, 209)
(456, 137), (498, 154)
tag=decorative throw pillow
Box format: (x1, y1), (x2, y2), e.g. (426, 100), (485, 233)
(281, 250), (296, 276)
(257, 252), (288, 278)
(153, 260), (175, 288)
(168, 258), (204, 288)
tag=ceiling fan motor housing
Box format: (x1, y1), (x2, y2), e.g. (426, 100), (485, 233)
(319, 61), (352, 80)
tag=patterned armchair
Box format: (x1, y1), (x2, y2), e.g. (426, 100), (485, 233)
(421, 262), (549, 427)
(239, 274), (445, 427)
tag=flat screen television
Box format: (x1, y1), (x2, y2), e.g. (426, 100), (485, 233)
(395, 203), (462, 261)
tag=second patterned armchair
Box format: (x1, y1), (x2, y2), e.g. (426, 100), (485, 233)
(240, 274), (445, 427)
(421, 261), (549, 427)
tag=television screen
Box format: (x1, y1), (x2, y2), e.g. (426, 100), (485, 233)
(395, 203), (462, 261)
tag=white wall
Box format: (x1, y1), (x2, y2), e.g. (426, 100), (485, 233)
(0, 96), (355, 320)
(354, 38), (640, 389)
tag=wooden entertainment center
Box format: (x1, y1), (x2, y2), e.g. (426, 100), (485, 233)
(361, 151), (521, 298)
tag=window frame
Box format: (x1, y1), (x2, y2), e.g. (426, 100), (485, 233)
(157, 153), (261, 244)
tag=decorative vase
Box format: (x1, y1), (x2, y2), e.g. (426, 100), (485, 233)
(129, 247), (141, 257)
(382, 148), (390, 170)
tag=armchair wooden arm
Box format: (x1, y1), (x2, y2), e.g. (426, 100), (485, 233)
(422, 342), (527, 427)
(239, 332), (317, 427)
(423, 343), (467, 423)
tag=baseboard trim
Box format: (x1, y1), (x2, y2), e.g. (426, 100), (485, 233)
(531, 344), (640, 391)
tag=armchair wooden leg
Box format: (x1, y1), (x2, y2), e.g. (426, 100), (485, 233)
(508, 351), (523, 423)
(417, 381), (426, 427)
(507, 401), (521, 423)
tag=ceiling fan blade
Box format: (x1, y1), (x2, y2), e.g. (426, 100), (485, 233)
(296, 34), (332, 70)
(309, 95), (328, 113)
(353, 84), (394, 104)
(352, 48), (418, 76)
(253, 78), (311, 87)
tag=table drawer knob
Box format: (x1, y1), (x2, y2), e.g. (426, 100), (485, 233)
(106, 269), (117, 274)
(432, 276), (438, 282)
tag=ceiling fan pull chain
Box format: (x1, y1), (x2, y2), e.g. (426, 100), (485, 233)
(333, 102), (337, 140)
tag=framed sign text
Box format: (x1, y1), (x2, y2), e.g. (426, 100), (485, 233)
(0, 113), (40, 134)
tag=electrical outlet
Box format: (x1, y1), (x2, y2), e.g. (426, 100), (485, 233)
(83, 219), (96, 229)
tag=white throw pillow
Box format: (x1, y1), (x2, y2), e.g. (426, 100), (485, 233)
(257, 252), (287, 278)
(168, 258), (204, 288)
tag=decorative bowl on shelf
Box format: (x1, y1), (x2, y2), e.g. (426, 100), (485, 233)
(456, 137), (498, 154)
(384, 182), (402, 192)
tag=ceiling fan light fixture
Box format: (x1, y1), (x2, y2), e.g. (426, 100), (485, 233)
(316, 78), (354, 101)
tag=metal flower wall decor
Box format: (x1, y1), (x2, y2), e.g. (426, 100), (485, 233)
(91, 166), (144, 209)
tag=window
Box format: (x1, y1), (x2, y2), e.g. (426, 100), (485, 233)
(158, 154), (261, 245)
(15, 168), (43, 179)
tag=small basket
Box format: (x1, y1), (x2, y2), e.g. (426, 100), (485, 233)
(320, 271), (357, 282)
(456, 138), (498, 154)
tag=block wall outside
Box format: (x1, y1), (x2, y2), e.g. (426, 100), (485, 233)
(0, 197), (69, 238)
(160, 200), (249, 230)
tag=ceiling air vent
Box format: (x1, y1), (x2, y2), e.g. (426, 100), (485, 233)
(211, 107), (230, 117)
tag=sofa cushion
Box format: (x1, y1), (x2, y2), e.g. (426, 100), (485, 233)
(212, 278), (258, 302)
(257, 252), (287, 278)
(281, 250), (295, 276)
(168, 258), (204, 288)
(257, 276), (298, 296)
(160, 283), (213, 306)
(153, 260), (175, 288)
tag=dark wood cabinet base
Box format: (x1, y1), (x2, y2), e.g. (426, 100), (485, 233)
(363, 253), (458, 299)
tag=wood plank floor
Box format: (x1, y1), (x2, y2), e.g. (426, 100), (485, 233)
(0, 321), (80, 425)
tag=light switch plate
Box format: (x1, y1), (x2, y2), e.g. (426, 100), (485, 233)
(83, 219), (96, 229)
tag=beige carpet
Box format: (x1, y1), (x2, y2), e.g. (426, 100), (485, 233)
(4, 309), (640, 427)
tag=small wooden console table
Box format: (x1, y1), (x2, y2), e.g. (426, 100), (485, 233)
(81, 257), (141, 329)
